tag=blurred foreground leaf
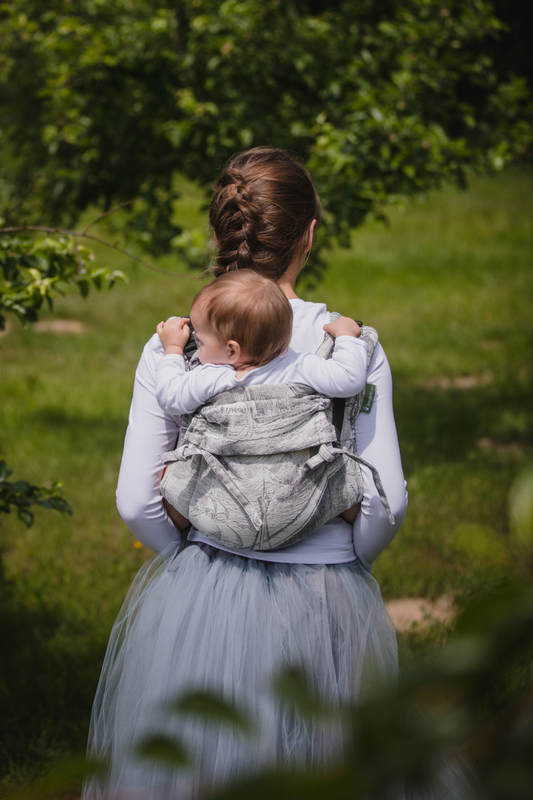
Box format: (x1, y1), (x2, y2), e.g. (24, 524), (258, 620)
(169, 689), (254, 733)
(136, 734), (189, 768)
(272, 665), (338, 720)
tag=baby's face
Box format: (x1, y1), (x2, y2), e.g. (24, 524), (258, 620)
(190, 307), (230, 365)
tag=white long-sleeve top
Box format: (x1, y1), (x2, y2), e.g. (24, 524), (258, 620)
(154, 335), (368, 417)
(116, 298), (408, 568)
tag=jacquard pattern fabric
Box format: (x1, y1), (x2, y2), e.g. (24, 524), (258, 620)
(160, 323), (386, 551)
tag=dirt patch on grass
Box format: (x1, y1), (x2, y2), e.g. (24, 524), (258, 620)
(386, 596), (455, 632)
(33, 319), (85, 334)
(476, 437), (526, 456)
(421, 374), (493, 390)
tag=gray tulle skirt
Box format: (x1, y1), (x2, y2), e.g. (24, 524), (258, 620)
(82, 542), (463, 799)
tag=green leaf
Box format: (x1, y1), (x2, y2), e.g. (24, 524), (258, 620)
(136, 734), (189, 767)
(0, 459), (72, 528)
(17, 508), (34, 528)
(169, 690), (254, 733)
(272, 666), (336, 719)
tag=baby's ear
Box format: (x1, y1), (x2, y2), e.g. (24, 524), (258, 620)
(225, 339), (242, 364)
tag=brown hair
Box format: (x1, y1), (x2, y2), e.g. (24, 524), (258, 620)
(192, 270), (293, 367)
(209, 147), (321, 280)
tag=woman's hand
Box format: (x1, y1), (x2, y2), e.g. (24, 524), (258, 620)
(340, 503), (361, 525)
(157, 317), (190, 355)
(162, 498), (191, 534)
(323, 316), (361, 339)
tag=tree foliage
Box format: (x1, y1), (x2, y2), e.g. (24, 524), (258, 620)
(0, 460), (72, 528)
(0, 231), (125, 329)
(1, 0), (531, 261)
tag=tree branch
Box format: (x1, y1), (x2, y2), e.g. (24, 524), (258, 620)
(81, 200), (135, 235)
(0, 225), (207, 280)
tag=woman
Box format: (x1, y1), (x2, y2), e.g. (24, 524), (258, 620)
(84, 147), (409, 798)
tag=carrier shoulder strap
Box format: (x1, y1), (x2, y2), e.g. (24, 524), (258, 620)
(312, 313), (342, 442)
(183, 319), (198, 364)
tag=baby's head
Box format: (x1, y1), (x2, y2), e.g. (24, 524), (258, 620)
(190, 270), (292, 369)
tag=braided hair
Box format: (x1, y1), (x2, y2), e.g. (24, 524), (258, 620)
(209, 147), (321, 280)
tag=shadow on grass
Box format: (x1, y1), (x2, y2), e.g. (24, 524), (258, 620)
(369, 372), (532, 598)
(27, 406), (127, 450)
(395, 375), (532, 474)
(0, 560), (104, 785)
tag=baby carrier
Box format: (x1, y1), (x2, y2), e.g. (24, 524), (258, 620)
(160, 315), (394, 551)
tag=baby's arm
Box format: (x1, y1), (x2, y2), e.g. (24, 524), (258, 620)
(155, 356), (240, 416)
(155, 319), (237, 416)
(293, 317), (367, 397)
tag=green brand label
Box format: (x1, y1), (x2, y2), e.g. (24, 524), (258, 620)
(361, 383), (376, 413)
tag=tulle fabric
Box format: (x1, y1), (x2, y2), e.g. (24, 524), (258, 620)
(82, 542), (399, 798)
(82, 542), (468, 799)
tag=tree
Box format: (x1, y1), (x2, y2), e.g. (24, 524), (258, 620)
(1, 0), (531, 263)
(0, 0), (531, 522)
(0, 230), (125, 527)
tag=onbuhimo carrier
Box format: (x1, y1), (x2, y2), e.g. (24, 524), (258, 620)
(160, 317), (393, 551)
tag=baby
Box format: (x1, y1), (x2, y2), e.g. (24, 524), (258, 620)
(155, 269), (367, 531)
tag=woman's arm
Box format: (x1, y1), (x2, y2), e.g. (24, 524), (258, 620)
(116, 335), (183, 552)
(351, 342), (408, 568)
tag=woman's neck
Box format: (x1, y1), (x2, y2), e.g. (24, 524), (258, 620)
(277, 279), (299, 300)
(277, 259), (303, 299)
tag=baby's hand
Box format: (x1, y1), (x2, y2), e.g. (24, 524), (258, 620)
(323, 316), (361, 339)
(157, 317), (190, 354)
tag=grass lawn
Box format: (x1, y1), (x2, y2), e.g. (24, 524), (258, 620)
(0, 168), (532, 788)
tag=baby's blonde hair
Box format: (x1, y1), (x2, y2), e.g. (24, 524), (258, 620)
(192, 270), (292, 367)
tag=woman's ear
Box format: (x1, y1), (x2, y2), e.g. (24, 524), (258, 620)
(225, 340), (242, 364)
(305, 218), (317, 252)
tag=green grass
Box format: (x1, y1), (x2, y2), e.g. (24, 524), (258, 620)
(305, 169), (533, 598)
(0, 168), (532, 787)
